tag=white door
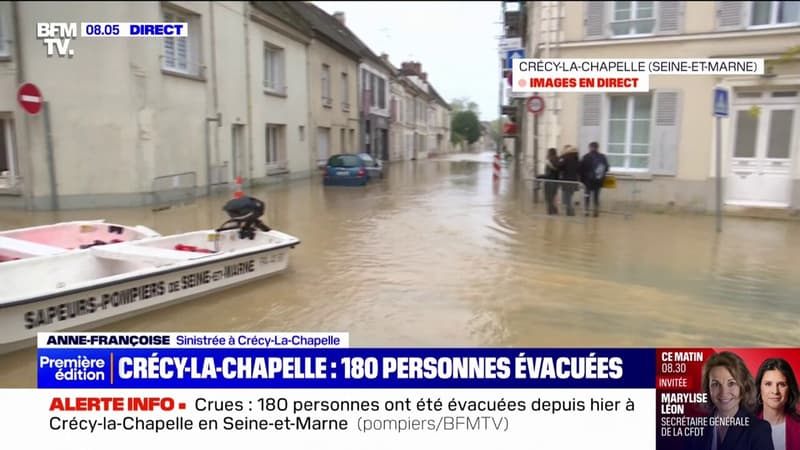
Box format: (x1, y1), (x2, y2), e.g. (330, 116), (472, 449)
(727, 91), (798, 207)
(317, 127), (330, 167)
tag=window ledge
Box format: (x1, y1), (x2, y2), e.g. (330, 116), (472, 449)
(0, 55), (11, 62)
(264, 87), (288, 98)
(162, 68), (206, 82)
(267, 166), (289, 176)
(0, 186), (22, 196)
(610, 33), (656, 39)
(747, 23), (800, 31)
(609, 171), (653, 181)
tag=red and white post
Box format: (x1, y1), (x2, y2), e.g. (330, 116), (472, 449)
(493, 152), (501, 182)
(233, 175), (244, 198)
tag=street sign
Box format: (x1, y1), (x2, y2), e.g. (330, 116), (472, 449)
(498, 37), (522, 52)
(502, 105), (517, 116)
(713, 86), (729, 118)
(18, 83), (43, 115)
(527, 95), (545, 115)
(505, 49), (524, 70)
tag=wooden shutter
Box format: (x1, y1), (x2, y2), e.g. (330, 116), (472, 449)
(650, 90), (682, 176)
(657, 2), (684, 35)
(716, 1), (746, 30)
(584, 1), (607, 40)
(579, 94), (603, 155)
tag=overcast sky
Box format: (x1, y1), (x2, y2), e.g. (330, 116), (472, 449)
(313, 1), (504, 122)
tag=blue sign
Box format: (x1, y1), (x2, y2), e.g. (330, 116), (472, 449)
(713, 86), (729, 118)
(505, 49), (524, 70)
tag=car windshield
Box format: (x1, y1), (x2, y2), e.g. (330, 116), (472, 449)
(328, 155), (362, 168)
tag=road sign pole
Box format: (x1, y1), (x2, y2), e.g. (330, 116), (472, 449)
(43, 101), (59, 211)
(715, 116), (721, 233)
(533, 106), (539, 204)
(712, 86), (728, 233)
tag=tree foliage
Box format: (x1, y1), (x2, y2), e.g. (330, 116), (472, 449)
(451, 110), (482, 145)
(450, 97), (480, 117)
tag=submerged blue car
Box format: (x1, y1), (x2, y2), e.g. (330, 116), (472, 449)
(323, 154), (369, 186)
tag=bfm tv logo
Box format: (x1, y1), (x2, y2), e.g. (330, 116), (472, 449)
(37, 23), (77, 57)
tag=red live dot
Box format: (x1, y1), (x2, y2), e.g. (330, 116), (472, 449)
(179, 403), (186, 409)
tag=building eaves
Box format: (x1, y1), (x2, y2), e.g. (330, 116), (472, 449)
(427, 84), (451, 110)
(292, 2), (395, 74)
(283, 1), (364, 61)
(398, 75), (429, 98)
(250, 1), (313, 37)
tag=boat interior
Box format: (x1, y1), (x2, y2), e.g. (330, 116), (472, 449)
(0, 229), (298, 302)
(0, 221), (159, 262)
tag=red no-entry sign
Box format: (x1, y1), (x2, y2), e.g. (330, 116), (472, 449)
(18, 83), (43, 115)
(527, 95), (545, 115)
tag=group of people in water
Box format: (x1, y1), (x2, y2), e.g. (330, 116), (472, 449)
(690, 351), (799, 450)
(542, 141), (609, 217)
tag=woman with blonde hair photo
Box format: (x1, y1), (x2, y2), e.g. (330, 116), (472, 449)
(687, 351), (773, 450)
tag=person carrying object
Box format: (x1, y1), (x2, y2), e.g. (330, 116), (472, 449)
(579, 141), (609, 217)
(557, 145), (580, 216)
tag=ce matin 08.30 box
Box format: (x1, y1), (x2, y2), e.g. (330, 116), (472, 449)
(6, 333), (799, 450)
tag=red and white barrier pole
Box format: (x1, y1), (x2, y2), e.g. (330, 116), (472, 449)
(233, 175), (244, 198)
(493, 153), (500, 181)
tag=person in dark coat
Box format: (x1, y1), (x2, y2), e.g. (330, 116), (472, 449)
(755, 358), (800, 450)
(579, 141), (609, 217)
(543, 148), (560, 215)
(557, 145), (580, 216)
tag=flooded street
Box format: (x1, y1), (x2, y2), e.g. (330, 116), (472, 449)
(1, 152), (799, 387)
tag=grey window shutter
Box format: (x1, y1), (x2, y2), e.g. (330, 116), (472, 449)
(716, 1), (746, 30)
(579, 94), (603, 155)
(584, 1), (607, 40)
(657, 2), (684, 35)
(650, 90), (682, 176)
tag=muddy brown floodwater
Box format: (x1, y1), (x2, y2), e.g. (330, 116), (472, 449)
(1, 152), (798, 387)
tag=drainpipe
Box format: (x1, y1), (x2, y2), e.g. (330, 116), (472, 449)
(243, 2), (254, 184)
(209, 1), (220, 164)
(12, 2), (33, 208)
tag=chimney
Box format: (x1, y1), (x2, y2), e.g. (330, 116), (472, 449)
(381, 53), (389, 61)
(421, 72), (427, 81)
(413, 62), (421, 74)
(333, 11), (345, 25)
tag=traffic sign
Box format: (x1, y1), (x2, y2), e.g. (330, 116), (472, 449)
(713, 86), (729, 118)
(18, 83), (43, 115)
(498, 37), (522, 52)
(505, 49), (524, 70)
(527, 95), (545, 115)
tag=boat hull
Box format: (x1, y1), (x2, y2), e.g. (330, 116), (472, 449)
(0, 244), (293, 355)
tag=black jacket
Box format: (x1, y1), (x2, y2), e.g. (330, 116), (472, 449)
(558, 150), (580, 181)
(544, 156), (560, 180)
(685, 407), (774, 450)
(580, 151), (609, 184)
